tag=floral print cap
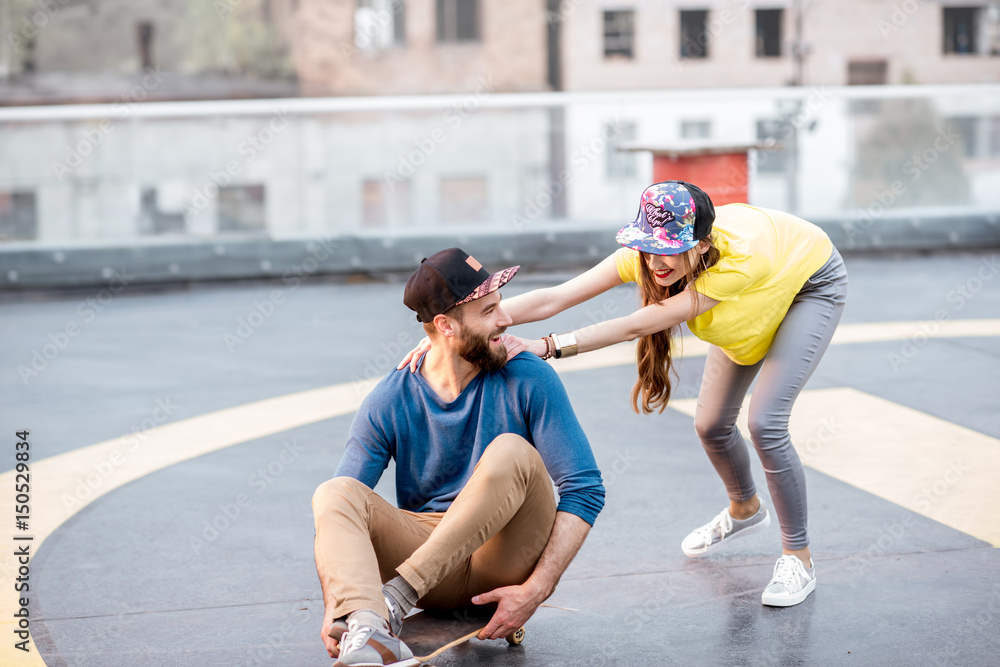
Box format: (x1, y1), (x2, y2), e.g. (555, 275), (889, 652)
(616, 182), (700, 256)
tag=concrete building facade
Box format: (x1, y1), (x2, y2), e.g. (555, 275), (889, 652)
(287, 0), (550, 96)
(560, 0), (1000, 91)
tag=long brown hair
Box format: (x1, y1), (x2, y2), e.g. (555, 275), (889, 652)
(631, 238), (721, 415)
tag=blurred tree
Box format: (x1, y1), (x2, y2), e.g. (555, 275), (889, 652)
(850, 98), (970, 209)
(181, 0), (293, 80)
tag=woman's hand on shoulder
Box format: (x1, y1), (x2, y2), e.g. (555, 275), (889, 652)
(502, 334), (547, 361)
(397, 336), (431, 373)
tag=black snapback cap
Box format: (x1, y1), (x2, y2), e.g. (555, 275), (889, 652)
(403, 248), (519, 323)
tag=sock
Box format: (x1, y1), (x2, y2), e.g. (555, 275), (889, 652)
(348, 609), (389, 634)
(383, 575), (419, 617)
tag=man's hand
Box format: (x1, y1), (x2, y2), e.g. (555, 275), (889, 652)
(472, 582), (547, 640)
(321, 615), (345, 659)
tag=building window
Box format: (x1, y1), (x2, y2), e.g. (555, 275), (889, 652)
(847, 60), (888, 85)
(436, 0), (479, 43)
(362, 179), (411, 228)
(440, 176), (488, 223)
(0, 191), (37, 242)
(947, 116), (979, 158)
(606, 121), (637, 179)
(943, 7), (980, 54)
(755, 119), (787, 173)
(681, 120), (711, 139)
(218, 185), (267, 233)
(137, 22), (153, 70)
(990, 117), (1000, 157)
(139, 188), (186, 235)
(755, 9), (782, 57)
(603, 10), (635, 59)
(355, 0), (406, 50)
(679, 9), (709, 59)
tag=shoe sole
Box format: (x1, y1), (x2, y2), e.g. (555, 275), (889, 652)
(333, 661), (418, 667)
(761, 576), (816, 607)
(681, 510), (772, 558)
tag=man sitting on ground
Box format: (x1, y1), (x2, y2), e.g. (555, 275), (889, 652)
(313, 248), (605, 666)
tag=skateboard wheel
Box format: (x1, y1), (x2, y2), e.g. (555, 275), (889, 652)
(505, 627), (525, 645)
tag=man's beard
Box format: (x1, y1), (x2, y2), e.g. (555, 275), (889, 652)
(457, 326), (508, 372)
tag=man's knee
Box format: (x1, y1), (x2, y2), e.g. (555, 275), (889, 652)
(312, 476), (368, 515)
(483, 433), (538, 466)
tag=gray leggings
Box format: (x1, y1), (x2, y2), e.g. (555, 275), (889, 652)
(693, 247), (848, 551)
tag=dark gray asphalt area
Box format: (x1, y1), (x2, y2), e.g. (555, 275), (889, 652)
(2, 249), (999, 666)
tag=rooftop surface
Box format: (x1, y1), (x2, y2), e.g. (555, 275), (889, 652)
(1, 249), (999, 666)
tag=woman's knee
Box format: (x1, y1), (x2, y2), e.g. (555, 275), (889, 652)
(694, 414), (737, 448)
(747, 412), (787, 449)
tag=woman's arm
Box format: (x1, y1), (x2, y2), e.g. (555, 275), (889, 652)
(502, 253), (623, 325)
(557, 289), (720, 355)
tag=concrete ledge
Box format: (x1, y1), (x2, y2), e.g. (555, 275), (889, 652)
(1, 213), (998, 291)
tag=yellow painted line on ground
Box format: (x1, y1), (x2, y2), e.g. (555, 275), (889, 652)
(0, 379), (378, 666)
(669, 387), (1000, 547)
(1, 318), (997, 664)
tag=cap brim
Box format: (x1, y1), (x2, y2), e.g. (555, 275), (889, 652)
(616, 219), (698, 256)
(455, 265), (520, 306)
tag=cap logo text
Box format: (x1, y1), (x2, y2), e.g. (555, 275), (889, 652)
(645, 202), (674, 228)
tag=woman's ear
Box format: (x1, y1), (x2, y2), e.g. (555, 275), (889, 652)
(696, 239), (711, 254)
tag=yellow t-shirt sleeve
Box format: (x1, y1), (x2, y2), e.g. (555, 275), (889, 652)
(614, 247), (642, 284)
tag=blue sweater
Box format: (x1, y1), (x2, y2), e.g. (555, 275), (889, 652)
(336, 352), (605, 525)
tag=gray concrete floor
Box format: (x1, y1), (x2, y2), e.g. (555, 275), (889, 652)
(2, 250), (1000, 666)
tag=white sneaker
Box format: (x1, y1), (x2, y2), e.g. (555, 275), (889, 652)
(681, 501), (771, 557)
(761, 554), (816, 607)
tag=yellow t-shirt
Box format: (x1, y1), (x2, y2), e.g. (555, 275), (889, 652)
(614, 203), (833, 365)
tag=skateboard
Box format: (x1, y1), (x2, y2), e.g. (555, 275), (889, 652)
(400, 607), (525, 665)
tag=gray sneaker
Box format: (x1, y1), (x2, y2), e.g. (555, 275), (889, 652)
(681, 501), (771, 557)
(333, 618), (417, 667)
(383, 593), (405, 636)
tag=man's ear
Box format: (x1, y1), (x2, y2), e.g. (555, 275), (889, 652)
(433, 313), (458, 338)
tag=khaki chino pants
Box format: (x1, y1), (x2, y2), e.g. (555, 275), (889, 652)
(313, 434), (557, 622)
